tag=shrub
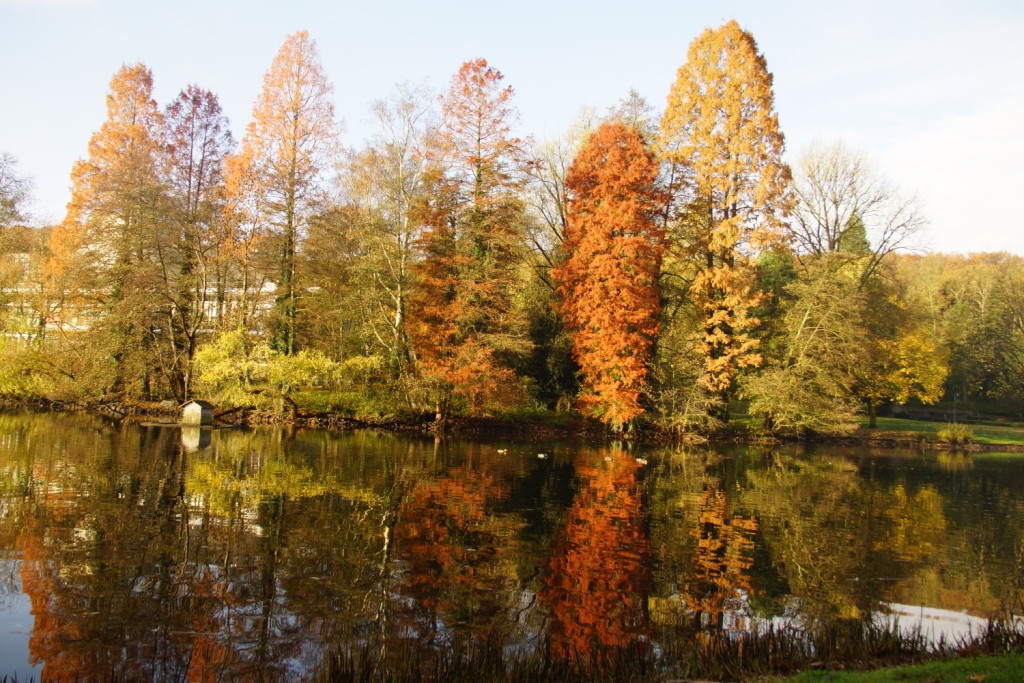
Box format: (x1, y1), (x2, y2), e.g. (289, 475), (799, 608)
(937, 422), (974, 445)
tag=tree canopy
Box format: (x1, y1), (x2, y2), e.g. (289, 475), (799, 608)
(3, 24), (1013, 436)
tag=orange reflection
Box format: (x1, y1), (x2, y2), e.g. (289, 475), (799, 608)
(540, 449), (651, 662)
(393, 463), (513, 636)
(684, 481), (757, 631)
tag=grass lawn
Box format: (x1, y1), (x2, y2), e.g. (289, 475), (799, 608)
(859, 417), (1024, 446)
(781, 652), (1024, 681)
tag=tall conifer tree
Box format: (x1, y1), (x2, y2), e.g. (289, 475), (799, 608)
(659, 20), (791, 398)
(553, 122), (664, 428)
(409, 59), (529, 419)
(61, 63), (165, 396)
(231, 30), (336, 355)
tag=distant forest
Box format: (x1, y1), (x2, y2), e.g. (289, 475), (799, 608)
(1, 22), (1021, 434)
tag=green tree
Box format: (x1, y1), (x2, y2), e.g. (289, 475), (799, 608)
(742, 253), (865, 434)
(906, 253), (1024, 413)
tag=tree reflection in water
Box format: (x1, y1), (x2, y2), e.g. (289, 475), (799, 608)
(1, 414), (1024, 679)
(539, 445), (651, 663)
(684, 481), (757, 631)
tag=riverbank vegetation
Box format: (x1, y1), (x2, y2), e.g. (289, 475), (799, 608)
(2, 22), (1022, 439)
(314, 617), (1024, 682)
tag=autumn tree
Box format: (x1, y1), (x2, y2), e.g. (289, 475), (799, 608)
(850, 264), (948, 427)
(684, 481), (757, 630)
(231, 30), (337, 355)
(658, 20), (791, 401)
(158, 85), (234, 399)
(408, 58), (530, 419)
(553, 121), (665, 428)
(60, 63), (166, 396)
(540, 449), (650, 663)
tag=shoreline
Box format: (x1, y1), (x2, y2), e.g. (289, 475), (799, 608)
(4, 397), (1022, 452)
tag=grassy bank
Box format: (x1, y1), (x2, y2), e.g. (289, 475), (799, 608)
(861, 417), (1024, 446)
(783, 652), (1024, 682)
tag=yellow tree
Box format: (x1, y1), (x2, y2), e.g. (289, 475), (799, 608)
(658, 20), (791, 400)
(854, 269), (948, 427)
(231, 30), (337, 355)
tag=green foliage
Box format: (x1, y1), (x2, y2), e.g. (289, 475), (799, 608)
(936, 422), (974, 444)
(0, 341), (53, 397)
(193, 329), (339, 411)
(743, 253), (865, 435)
(512, 263), (578, 409)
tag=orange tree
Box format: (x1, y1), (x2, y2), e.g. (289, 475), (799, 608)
(230, 30), (336, 355)
(552, 121), (665, 428)
(59, 63), (165, 397)
(408, 59), (529, 419)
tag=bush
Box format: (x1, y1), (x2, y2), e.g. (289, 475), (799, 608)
(937, 422), (974, 444)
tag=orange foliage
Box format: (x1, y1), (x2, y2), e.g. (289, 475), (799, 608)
(684, 483), (758, 630)
(540, 450), (651, 662)
(553, 121), (665, 427)
(408, 59), (527, 418)
(233, 30), (336, 354)
(393, 466), (512, 636)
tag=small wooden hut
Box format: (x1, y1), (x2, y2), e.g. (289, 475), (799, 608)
(182, 400), (214, 426)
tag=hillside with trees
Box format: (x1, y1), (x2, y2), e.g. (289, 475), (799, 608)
(1, 24), (1021, 436)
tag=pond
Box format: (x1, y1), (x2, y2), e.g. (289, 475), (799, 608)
(0, 411), (1022, 680)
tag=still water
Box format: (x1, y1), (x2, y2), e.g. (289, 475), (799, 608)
(0, 411), (1022, 679)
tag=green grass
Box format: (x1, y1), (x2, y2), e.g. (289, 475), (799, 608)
(861, 417), (1024, 445)
(780, 652), (1024, 681)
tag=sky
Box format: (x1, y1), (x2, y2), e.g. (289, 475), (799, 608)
(1, 0), (1022, 255)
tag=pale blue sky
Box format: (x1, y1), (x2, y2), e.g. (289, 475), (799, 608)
(2, 0), (1022, 254)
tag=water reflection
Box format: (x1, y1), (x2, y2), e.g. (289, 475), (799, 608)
(0, 412), (1022, 679)
(540, 446), (650, 661)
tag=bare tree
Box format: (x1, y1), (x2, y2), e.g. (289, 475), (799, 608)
(789, 140), (925, 282)
(524, 108), (597, 282)
(0, 152), (33, 229)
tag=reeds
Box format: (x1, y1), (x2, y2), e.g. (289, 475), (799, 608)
(315, 616), (1024, 682)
